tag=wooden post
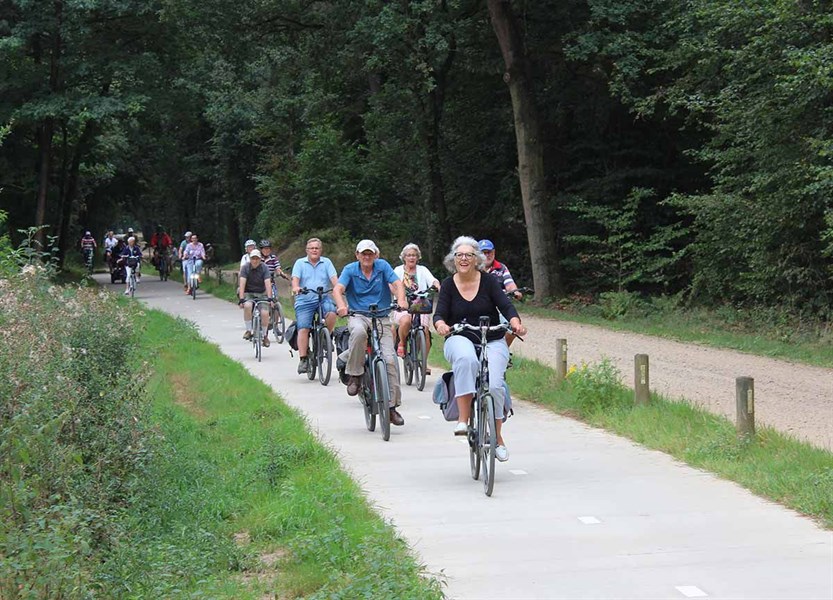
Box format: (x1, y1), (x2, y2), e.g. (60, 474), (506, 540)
(634, 354), (650, 405)
(218, 269), (224, 284)
(555, 338), (567, 381)
(736, 377), (755, 440)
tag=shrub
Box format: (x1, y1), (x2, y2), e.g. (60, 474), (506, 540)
(0, 270), (153, 597)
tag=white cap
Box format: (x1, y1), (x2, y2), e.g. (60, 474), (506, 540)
(185, 231), (192, 238)
(356, 239), (379, 254)
(249, 249), (262, 258)
(244, 239), (256, 248)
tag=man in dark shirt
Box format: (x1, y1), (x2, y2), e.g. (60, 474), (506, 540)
(237, 249), (274, 346)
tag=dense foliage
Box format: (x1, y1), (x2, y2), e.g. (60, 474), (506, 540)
(3, 0), (833, 311)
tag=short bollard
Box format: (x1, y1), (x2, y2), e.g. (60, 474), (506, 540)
(634, 354), (650, 405)
(555, 338), (567, 381)
(736, 376), (755, 440)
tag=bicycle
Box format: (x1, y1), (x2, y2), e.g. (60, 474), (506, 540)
(268, 273), (289, 344)
(156, 247), (170, 281)
(348, 305), (395, 441)
(446, 318), (513, 497)
(122, 256), (140, 298)
(82, 248), (94, 276)
(247, 296), (273, 362)
(297, 286), (333, 386)
(187, 257), (201, 300)
(400, 288), (436, 392)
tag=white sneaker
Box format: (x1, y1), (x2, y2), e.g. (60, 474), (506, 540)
(495, 445), (509, 462)
(453, 422), (468, 436)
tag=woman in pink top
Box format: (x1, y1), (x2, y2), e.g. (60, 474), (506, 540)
(182, 233), (206, 294)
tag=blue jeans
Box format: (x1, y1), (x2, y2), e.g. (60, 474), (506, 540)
(443, 335), (510, 419)
(294, 298), (336, 329)
(185, 259), (203, 282)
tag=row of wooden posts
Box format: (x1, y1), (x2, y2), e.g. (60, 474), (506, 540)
(553, 338), (756, 441)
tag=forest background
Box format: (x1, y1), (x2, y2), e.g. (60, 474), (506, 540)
(3, 0), (833, 314)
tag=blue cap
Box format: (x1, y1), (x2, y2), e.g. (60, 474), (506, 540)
(478, 239), (495, 251)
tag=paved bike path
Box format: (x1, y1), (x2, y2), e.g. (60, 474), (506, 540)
(107, 275), (833, 600)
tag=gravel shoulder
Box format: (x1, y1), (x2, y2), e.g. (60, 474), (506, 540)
(512, 313), (833, 451)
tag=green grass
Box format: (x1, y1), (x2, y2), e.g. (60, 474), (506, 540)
(502, 350), (833, 528)
(102, 308), (443, 598)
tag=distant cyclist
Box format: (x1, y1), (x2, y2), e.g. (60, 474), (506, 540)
(181, 233), (206, 295)
(238, 249), (274, 347)
(259, 240), (284, 280)
(392, 243), (440, 367)
(291, 237), (339, 374)
(149, 227), (173, 271)
(239, 239), (257, 270)
(119, 236), (142, 295)
(102, 231), (117, 265)
(79, 231), (97, 265)
(178, 231), (192, 290)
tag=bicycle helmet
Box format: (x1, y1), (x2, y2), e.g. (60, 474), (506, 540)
(259, 239), (271, 248)
(244, 239), (256, 248)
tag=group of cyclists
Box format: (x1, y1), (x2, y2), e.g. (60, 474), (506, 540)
(239, 235), (527, 461)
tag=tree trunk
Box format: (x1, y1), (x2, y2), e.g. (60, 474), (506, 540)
(34, 120), (54, 249)
(57, 122), (97, 265)
(487, 0), (562, 299)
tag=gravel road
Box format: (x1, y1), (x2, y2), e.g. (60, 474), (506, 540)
(511, 314), (833, 451)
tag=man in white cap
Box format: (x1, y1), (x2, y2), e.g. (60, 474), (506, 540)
(237, 249), (275, 346)
(333, 240), (408, 426)
(239, 239), (257, 270)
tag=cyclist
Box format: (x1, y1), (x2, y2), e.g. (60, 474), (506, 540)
(333, 239), (408, 426)
(119, 236), (142, 295)
(102, 231), (117, 266)
(178, 231), (192, 290)
(181, 233), (206, 295)
(290, 237), (338, 374)
(239, 239), (257, 270)
(479, 239), (523, 346)
(433, 236), (527, 462)
(259, 240), (284, 279)
(79, 231), (97, 267)
(149, 227), (173, 272)
(392, 243), (440, 371)
(237, 248), (273, 347)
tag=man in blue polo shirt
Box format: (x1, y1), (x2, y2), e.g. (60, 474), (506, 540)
(333, 239), (408, 425)
(291, 237), (339, 374)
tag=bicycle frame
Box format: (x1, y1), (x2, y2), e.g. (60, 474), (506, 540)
(299, 287), (333, 385)
(250, 296), (271, 362)
(350, 305), (393, 441)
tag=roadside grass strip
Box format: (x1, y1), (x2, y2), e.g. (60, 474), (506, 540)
(118, 308), (443, 598)
(428, 343), (833, 529)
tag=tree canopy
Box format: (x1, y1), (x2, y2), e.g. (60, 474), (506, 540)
(3, 0), (833, 311)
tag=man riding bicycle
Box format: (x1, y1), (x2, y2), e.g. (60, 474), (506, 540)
(102, 231), (117, 266)
(479, 239), (523, 346)
(237, 249), (274, 347)
(149, 227), (174, 273)
(291, 237), (339, 375)
(333, 239), (408, 426)
(178, 231), (192, 290)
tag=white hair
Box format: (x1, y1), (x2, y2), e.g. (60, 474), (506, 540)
(442, 236), (486, 273)
(399, 243), (421, 262)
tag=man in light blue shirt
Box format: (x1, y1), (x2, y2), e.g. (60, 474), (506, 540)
(333, 239), (408, 425)
(291, 237), (339, 374)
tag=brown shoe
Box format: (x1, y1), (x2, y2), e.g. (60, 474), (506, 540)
(389, 408), (404, 426)
(262, 336), (270, 348)
(243, 330), (253, 341)
(346, 375), (361, 396)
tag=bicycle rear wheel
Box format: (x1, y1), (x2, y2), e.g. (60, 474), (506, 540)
(479, 392), (497, 496)
(414, 329), (427, 391)
(273, 302), (285, 344)
(373, 358), (391, 441)
(317, 327), (332, 386)
(469, 396), (480, 480)
(362, 369), (376, 432)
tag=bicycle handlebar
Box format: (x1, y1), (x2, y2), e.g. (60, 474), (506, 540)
(298, 287), (333, 296)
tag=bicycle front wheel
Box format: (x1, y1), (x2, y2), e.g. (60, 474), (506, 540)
(373, 358), (391, 441)
(404, 334), (414, 386)
(317, 327), (332, 386)
(414, 329), (427, 391)
(273, 302), (285, 344)
(253, 314), (262, 362)
(479, 392), (497, 497)
(469, 397), (480, 480)
(362, 369), (376, 432)
(307, 331), (317, 380)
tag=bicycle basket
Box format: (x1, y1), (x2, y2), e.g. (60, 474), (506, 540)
(408, 296), (433, 314)
(126, 257), (139, 268)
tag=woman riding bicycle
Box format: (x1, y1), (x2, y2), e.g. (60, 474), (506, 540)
(392, 243), (440, 370)
(182, 233), (206, 295)
(432, 236), (527, 462)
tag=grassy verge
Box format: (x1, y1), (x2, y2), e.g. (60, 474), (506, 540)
(517, 299), (833, 368)
(427, 339), (833, 528)
(105, 308), (442, 598)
